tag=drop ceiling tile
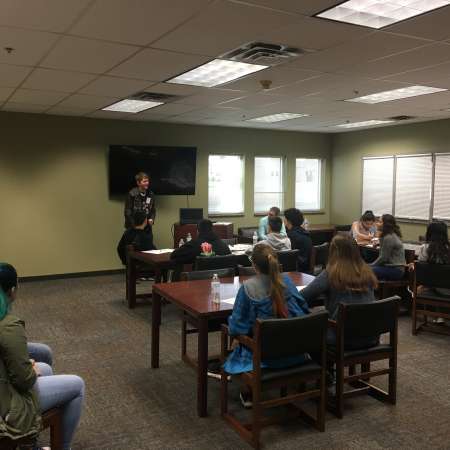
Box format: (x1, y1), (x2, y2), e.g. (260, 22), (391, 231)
(40, 36), (139, 74)
(385, 5), (450, 41)
(219, 92), (285, 108)
(109, 48), (209, 81)
(219, 66), (322, 93)
(0, 27), (59, 65)
(144, 82), (205, 96)
(0, 0), (91, 33)
(79, 76), (152, 97)
(0, 87), (17, 101)
(123, 113), (170, 121)
(57, 93), (119, 109)
(349, 43), (450, 78)
(70, 0), (210, 45)
(149, 103), (199, 115)
(22, 68), (97, 93)
(288, 32), (430, 72)
(152, 0), (297, 56)
(232, 0), (345, 16)
(2, 101), (48, 113)
(382, 61), (450, 85)
(0, 64), (32, 87)
(256, 15), (370, 52)
(88, 110), (131, 119)
(9, 88), (68, 106)
(173, 88), (244, 106)
(46, 105), (93, 116)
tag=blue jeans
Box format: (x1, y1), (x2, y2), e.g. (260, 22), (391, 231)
(372, 265), (404, 281)
(29, 343), (84, 450)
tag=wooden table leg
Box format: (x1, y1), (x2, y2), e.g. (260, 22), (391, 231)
(127, 258), (137, 309)
(151, 292), (162, 368)
(197, 317), (209, 417)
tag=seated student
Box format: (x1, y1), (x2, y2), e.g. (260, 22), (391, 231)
(223, 245), (309, 407)
(283, 207), (313, 273)
(0, 263), (84, 450)
(117, 211), (155, 265)
(170, 219), (231, 265)
(254, 216), (291, 252)
(371, 214), (406, 281)
(258, 206), (286, 240)
(418, 221), (450, 323)
(300, 234), (379, 349)
(351, 210), (377, 244)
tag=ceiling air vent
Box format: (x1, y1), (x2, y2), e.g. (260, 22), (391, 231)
(221, 42), (302, 67)
(388, 115), (416, 121)
(131, 92), (181, 103)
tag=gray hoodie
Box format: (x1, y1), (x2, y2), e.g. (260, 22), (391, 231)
(258, 233), (292, 252)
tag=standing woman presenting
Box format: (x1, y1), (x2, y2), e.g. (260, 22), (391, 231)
(124, 172), (156, 249)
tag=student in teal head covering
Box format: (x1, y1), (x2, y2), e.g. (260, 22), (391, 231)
(0, 262), (85, 449)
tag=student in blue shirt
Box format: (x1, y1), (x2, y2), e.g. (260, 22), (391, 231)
(258, 206), (286, 240)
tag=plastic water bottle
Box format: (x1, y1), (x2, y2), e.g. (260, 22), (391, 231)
(211, 273), (221, 304)
(178, 238), (185, 247)
(253, 231), (258, 245)
(303, 218), (309, 230)
(186, 233), (192, 242)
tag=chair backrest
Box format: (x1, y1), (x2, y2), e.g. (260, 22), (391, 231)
(313, 243), (329, 267)
(310, 231), (333, 246)
(238, 266), (256, 276)
(335, 225), (351, 232)
(194, 254), (238, 271)
(181, 267), (235, 281)
(339, 296), (400, 339)
(415, 262), (450, 289)
(222, 237), (238, 246)
(256, 311), (328, 361)
(404, 248), (416, 264)
(238, 227), (258, 238)
(276, 249), (299, 272)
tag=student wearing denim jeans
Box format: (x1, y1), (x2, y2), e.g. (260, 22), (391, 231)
(0, 263), (84, 450)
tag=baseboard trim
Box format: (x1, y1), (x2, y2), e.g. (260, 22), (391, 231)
(20, 269), (125, 282)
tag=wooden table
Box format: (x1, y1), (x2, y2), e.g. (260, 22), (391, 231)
(126, 250), (174, 309)
(151, 271), (315, 417)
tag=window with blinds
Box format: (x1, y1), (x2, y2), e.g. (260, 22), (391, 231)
(295, 158), (322, 211)
(433, 153), (450, 220)
(254, 157), (284, 214)
(208, 155), (244, 215)
(362, 157), (394, 216)
(395, 155), (432, 220)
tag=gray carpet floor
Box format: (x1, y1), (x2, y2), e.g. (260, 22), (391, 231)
(16, 274), (450, 449)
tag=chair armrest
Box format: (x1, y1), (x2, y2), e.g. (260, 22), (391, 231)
(328, 319), (337, 328)
(233, 334), (256, 350)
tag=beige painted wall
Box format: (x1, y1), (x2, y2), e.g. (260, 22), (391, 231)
(0, 111), (331, 277)
(330, 118), (450, 240)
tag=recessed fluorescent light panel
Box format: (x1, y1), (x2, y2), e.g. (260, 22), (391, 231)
(346, 85), (447, 104)
(317, 0), (450, 29)
(167, 59), (267, 88)
(337, 119), (395, 128)
(247, 113), (310, 123)
(102, 99), (163, 113)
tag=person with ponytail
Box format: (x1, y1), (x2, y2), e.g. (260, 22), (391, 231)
(223, 246), (310, 407)
(0, 263), (84, 449)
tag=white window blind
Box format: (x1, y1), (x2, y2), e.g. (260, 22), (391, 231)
(254, 157), (283, 213)
(295, 158), (322, 211)
(433, 153), (450, 220)
(395, 155), (432, 220)
(208, 155), (244, 215)
(362, 157), (394, 216)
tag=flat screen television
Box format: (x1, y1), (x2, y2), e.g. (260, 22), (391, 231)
(109, 145), (197, 196)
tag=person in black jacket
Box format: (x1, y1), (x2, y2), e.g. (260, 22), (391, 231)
(117, 211), (155, 265)
(124, 172), (156, 247)
(284, 208), (313, 272)
(170, 219), (231, 265)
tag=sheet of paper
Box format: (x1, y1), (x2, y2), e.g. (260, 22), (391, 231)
(221, 297), (235, 305)
(296, 286), (306, 291)
(142, 249), (174, 254)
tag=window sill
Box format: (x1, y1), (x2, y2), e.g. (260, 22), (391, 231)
(208, 213), (245, 218)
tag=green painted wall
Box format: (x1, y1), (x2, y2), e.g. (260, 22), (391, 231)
(0, 111), (331, 277)
(330, 118), (450, 240)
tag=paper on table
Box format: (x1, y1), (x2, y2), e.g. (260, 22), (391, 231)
(142, 249), (174, 254)
(297, 286), (306, 291)
(221, 297), (235, 305)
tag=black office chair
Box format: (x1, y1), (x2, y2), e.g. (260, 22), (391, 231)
(222, 237), (238, 246)
(221, 311), (329, 449)
(195, 254), (239, 271)
(327, 296), (400, 418)
(238, 265), (257, 276)
(276, 249), (299, 272)
(181, 267), (235, 281)
(335, 225), (351, 232)
(412, 262), (450, 336)
(310, 243), (329, 275)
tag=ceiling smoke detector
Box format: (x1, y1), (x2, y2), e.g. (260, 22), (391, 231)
(221, 42), (302, 67)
